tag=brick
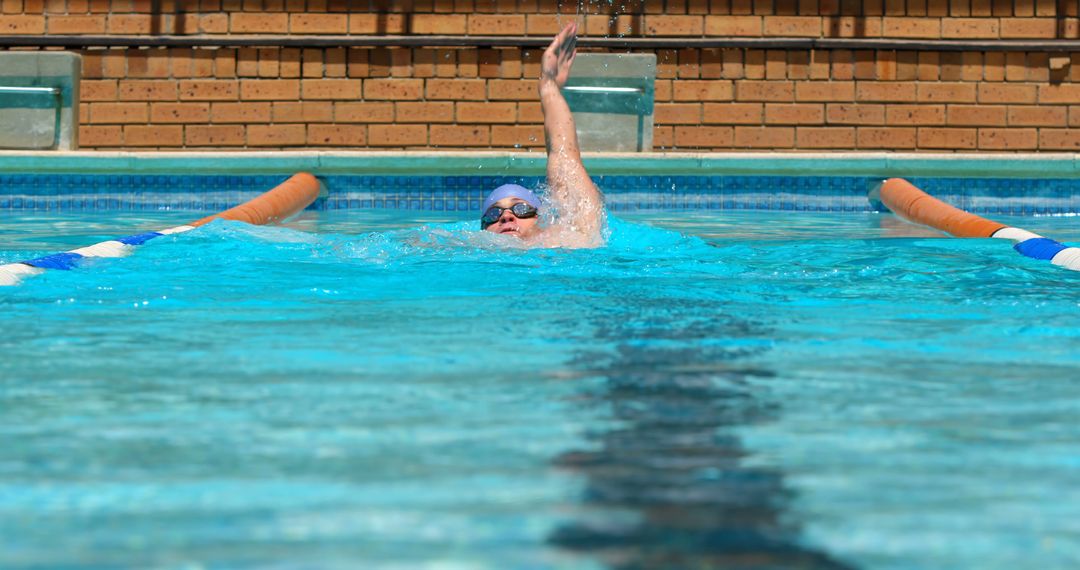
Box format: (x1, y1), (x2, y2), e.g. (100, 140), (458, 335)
(764, 50), (786, 79)
(78, 125), (123, 147)
(248, 124), (307, 147)
(350, 14), (407, 34)
(655, 103), (702, 124)
(736, 80), (795, 101)
(673, 80), (734, 101)
(517, 101), (543, 123)
(525, 13), (561, 35)
(0, 15), (45, 34)
(210, 102), (272, 123)
(960, 52), (983, 81)
(1028, 53), (1049, 82)
(882, 17), (939, 38)
(703, 102), (763, 124)
(917, 127), (977, 149)
(363, 78), (423, 100)
(457, 101), (516, 123)
(290, 13), (347, 34)
(393, 101), (453, 123)
(796, 81), (855, 101)
(653, 126), (674, 149)
(678, 48), (701, 78)
(876, 51), (898, 80)
(426, 78), (485, 100)
(368, 124), (427, 146)
(734, 126), (795, 148)
(430, 125), (489, 146)
(488, 79), (536, 100)
(200, 13), (229, 33)
(240, 79), (299, 100)
(478, 49), (501, 78)
(978, 128), (1038, 150)
(179, 80), (239, 100)
(834, 51), (859, 82)
(937, 53), (964, 83)
(886, 104), (946, 125)
(832, 16), (884, 37)
(826, 103), (885, 124)
(185, 125), (246, 146)
(107, 14), (152, 33)
(215, 49), (237, 78)
(918, 82), (976, 103)
(856, 126), (917, 148)
(270, 101), (332, 123)
(48, 15), (106, 33)
(1004, 52), (1026, 81)
(916, 52), (938, 80)
(467, 14), (525, 35)
(411, 13), (467, 34)
(948, 104), (1007, 126)
(230, 13), (287, 33)
(762, 16), (820, 36)
(1038, 83), (1080, 104)
(308, 124), (366, 146)
(674, 126), (735, 147)
(491, 125), (545, 148)
(124, 125), (182, 147)
(81, 80), (118, 102)
(585, 14), (637, 37)
(118, 80), (177, 101)
(150, 102), (210, 123)
(1039, 129), (1080, 150)
(235, 48), (258, 78)
(896, 51), (919, 80)
(856, 82), (916, 102)
(126, 51), (171, 79)
(654, 79), (673, 102)
(704, 15), (760, 35)
(978, 83), (1037, 104)
(797, 127), (856, 148)
(329, 101), (392, 123)
(1008, 106), (1066, 127)
(1001, 18), (1056, 38)
(302, 48), (325, 78)
(941, 18), (999, 38)
(764, 103), (824, 124)
(302, 78), (362, 99)
(645, 15), (704, 35)
(89, 102), (147, 124)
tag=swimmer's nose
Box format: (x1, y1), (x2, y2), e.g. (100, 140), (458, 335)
(499, 210), (517, 222)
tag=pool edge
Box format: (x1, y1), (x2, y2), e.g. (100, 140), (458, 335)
(2, 150), (1080, 178)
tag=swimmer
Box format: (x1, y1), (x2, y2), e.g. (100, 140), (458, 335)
(480, 23), (605, 249)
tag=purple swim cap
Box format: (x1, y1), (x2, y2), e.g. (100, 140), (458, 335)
(482, 184), (541, 214)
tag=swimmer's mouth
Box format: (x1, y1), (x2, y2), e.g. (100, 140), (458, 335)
(498, 226), (520, 234)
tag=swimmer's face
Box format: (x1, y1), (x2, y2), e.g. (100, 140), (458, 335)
(482, 198), (540, 238)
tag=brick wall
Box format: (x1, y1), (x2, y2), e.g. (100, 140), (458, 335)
(4, 1), (1080, 151)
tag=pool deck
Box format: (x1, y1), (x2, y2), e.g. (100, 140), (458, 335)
(2, 150), (1080, 178)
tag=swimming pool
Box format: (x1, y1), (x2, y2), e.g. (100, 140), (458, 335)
(2, 160), (1079, 569)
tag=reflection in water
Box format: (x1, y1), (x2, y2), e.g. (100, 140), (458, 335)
(550, 298), (854, 570)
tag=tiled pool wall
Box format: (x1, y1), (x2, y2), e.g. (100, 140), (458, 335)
(2, 153), (1080, 215)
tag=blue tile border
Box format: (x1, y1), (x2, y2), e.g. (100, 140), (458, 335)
(2, 172), (1079, 215)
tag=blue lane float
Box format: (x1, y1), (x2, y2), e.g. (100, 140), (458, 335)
(0, 172), (323, 286)
(871, 177), (1080, 272)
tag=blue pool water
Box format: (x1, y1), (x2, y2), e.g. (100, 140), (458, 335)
(2, 207), (1079, 569)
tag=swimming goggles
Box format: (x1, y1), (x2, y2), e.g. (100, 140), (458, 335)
(481, 202), (539, 228)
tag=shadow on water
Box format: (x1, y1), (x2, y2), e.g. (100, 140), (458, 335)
(548, 295), (855, 570)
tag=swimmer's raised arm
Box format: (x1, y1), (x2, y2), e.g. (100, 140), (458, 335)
(540, 23), (604, 241)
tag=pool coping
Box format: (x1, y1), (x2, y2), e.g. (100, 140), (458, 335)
(2, 150), (1080, 178)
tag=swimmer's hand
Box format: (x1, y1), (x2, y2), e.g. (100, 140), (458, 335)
(541, 22), (577, 90)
